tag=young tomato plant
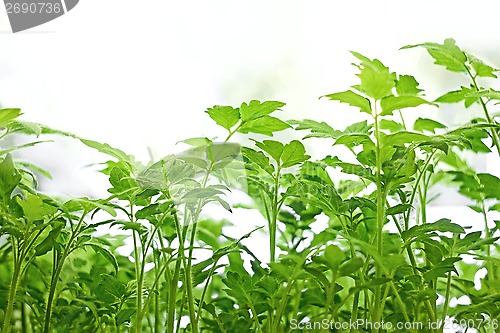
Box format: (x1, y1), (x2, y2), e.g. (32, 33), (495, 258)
(1, 39), (499, 333)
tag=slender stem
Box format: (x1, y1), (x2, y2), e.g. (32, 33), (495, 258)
(195, 259), (219, 324)
(372, 101), (386, 327)
(270, 168), (280, 263)
(1, 260), (21, 333)
(465, 66), (500, 156)
(404, 150), (436, 229)
(132, 230), (143, 333)
(480, 202), (496, 287)
(167, 212), (184, 333)
(439, 235), (457, 332)
(44, 212), (88, 333)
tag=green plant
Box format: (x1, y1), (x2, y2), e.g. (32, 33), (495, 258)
(0, 38), (499, 333)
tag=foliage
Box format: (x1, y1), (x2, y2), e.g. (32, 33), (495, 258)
(0, 39), (499, 333)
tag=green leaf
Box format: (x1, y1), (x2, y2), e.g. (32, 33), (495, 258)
(413, 118), (447, 133)
(323, 90), (371, 114)
(206, 105), (240, 131)
(280, 140), (310, 168)
(89, 244), (119, 274)
(339, 257), (364, 277)
(303, 266), (330, 286)
(242, 147), (274, 175)
(478, 173), (500, 200)
(317, 244), (345, 272)
(0, 155), (22, 203)
(35, 233), (56, 256)
(380, 95), (433, 116)
(80, 139), (140, 172)
(402, 218), (465, 241)
(323, 156), (375, 181)
(469, 55), (498, 78)
(395, 75), (423, 96)
(67, 197), (117, 217)
(344, 120), (372, 135)
(239, 100), (285, 121)
(466, 89), (500, 100)
(334, 134), (375, 149)
(0, 108), (22, 128)
(351, 51), (396, 100)
(402, 38), (467, 73)
(253, 140), (284, 163)
(381, 131), (430, 147)
(379, 120), (404, 132)
(116, 308), (136, 325)
(17, 193), (58, 223)
(435, 86), (478, 108)
(386, 204), (412, 216)
(238, 115), (290, 136)
(179, 137), (213, 147)
(289, 119), (341, 139)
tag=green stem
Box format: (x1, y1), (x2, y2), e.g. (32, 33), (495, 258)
(167, 212), (184, 333)
(480, 202), (496, 287)
(43, 253), (66, 333)
(372, 102), (386, 327)
(1, 260), (21, 333)
(132, 230), (143, 333)
(270, 168), (281, 263)
(195, 259), (219, 324)
(43, 212), (87, 333)
(404, 150), (436, 229)
(466, 66), (500, 156)
(439, 235), (457, 332)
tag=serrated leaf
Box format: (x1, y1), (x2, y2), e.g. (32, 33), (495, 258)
(239, 100), (285, 121)
(238, 115), (290, 136)
(0, 108), (22, 128)
(379, 119), (404, 132)
(242, 147), (274, 175)
(396, 75), (423, 96)
(380, 95), (433, 116)
(206, 105), (240, 131)
(435, 86), (478, 108)
(0, 155), (22, 203)
(351, 51), (396, 100)
(179, 137), (213, 147)
(386, 204), (412, 216)
(381, 131), (430, 147)
(80, 139), (140, 172)
(402, 218), (465, 241)
(289, 119), (341, 139)
(467, 89), (500, 100)
(303, 266), (330, 286)
(469, 55), (498, 78)
(17, 193), (58, 223)
(413, 118), (447, 133)
(323, 156), (375, 181)
(402, 38), (467, 73)
(280, 140), (310, 168)
(323, 90), (371, 114)
(116, 308), (136, 325)
(253, 140), (284, 163)
(89, 244), (118, 274)
(334, 134), (375, 149)
(339, 257), (364, 277)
